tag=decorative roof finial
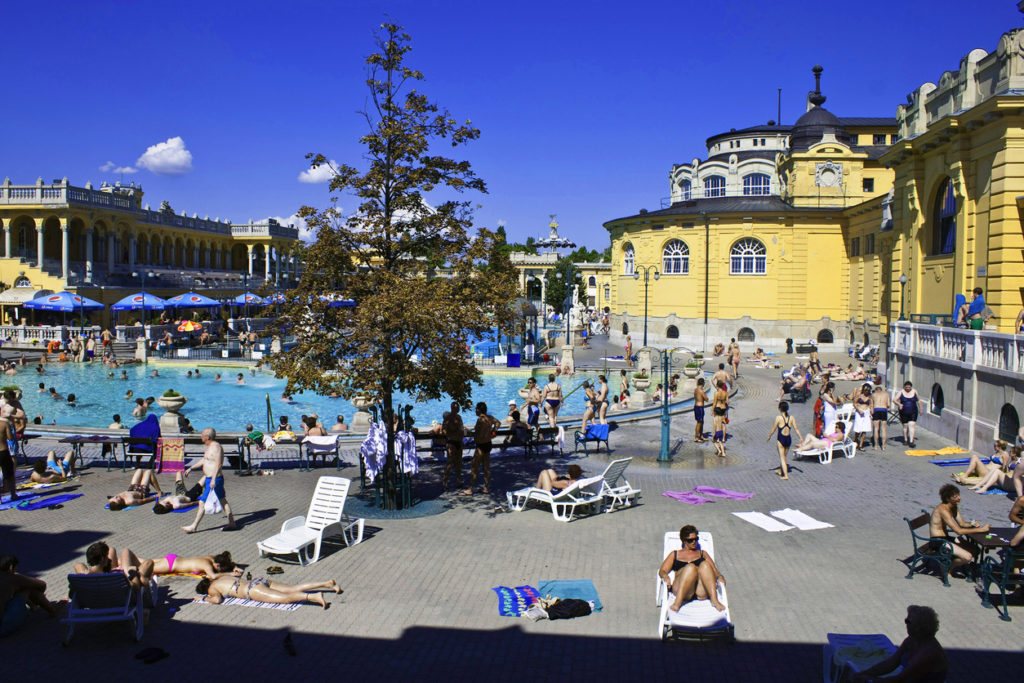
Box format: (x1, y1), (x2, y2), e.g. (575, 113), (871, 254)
(809, 65), (827, 108)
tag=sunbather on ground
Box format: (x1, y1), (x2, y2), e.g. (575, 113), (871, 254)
(0, 554), (61, 622)
(795, 422), (846, 452)
(73, 541), (153, 590)
(152, 472), (204, 513)
(973, 446), (1020, 493)
(659, 525), (726, 613)
(29, 449), (75, 483)
(534, 464), (583, 492)
(953, 440), (1010, 486)
(196, 575), (340, 609)
(107, 469), (163, 510)
(145, 551), (237, 578)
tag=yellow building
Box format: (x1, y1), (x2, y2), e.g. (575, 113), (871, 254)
(604, 66), (896, 351)
(0, 178), (302, 324)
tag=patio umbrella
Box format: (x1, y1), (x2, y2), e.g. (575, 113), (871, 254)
(24, 291), (105, 332)
(110, 292), (167, 311)
(230, 292), (266, 306)
(178, 320), (203, 332)
(165, 291), (221, 308)
(318, 294), (356, 308)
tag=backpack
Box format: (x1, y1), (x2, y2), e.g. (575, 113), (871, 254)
(545, 598), (592, 620)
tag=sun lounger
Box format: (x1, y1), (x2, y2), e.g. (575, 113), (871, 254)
(257, 476), (364, 565)
(597, 457), (640, 511)
(655, 531), (733, 641)
(506, 476), (604, 522)
(63, 572), (157, 644)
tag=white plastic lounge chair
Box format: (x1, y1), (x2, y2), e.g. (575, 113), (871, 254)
(835, 403), (855, 428)
(302, 434), (341, 470)
(63, 572), (154, 644)
(506, 475), (605, 522)
(598, 457), (641, 511)
(796, 420), (857, 464)
(655, 531), (733, 641)
(257, 476), (364, 565)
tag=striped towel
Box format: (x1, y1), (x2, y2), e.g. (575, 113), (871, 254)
(192, 596), (301, 611)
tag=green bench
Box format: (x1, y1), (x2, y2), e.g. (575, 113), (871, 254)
(980, 546), (1024, 621)
(904, 510), (955, 587)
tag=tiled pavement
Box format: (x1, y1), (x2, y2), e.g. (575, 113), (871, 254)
(3, 345), (1022, 680)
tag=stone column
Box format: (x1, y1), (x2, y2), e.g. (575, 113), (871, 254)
(158, 241), (164, 265)
(275, 246), (282, 285)
(204, 246), (211, 269)
(128, 233), (136, 271)
(107, 232), (115, 271)
(60, 221), (69, 280)
(146, 239), (152, 265)
(193, 245), (199, 268)
(263, 245), (270, 281)
(247, 244), (254, 276)
(3, 224), (10, 258)
(84, 228), (94, 282)
(35, 219), (44, 267)
(292, 251), (298, 280)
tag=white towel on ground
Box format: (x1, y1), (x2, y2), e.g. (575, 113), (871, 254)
(770, 508), (834, 530)
(732, 511), (794, 532)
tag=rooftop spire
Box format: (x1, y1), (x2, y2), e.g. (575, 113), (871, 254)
(808, 65), (827, 108)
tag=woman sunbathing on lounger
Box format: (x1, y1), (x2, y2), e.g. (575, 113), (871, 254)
(953, 440), (1011, 486)
(29, 449), (75, 483)
(196, 575), (340, 609)
(795, 422), (846, 452)
(534, 464), (583, 492)
(107, 469), (163, 510)
(659, 525), (726, 613)
(145, 551), (237, 578)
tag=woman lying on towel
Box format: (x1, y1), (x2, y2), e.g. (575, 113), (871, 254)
(953, 440), (1011, 486)
(196, 574), (340, 609)
(795, 422), (846, 452)
(146, 550), (237, 578)
(659, 525), (726, 613)
(534, 464), (583, 492)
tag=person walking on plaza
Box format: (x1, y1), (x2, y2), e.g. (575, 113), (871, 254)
(693, 378), (707, 443)
(727, 338), (741, 379)
(870, 384), (891, 451)
(182, 428), (236, 533)
(463, 402), (500, 496)
(712, 381), (728, 457)
(896, 381), (920, 447)
(767, 401), (800, 480)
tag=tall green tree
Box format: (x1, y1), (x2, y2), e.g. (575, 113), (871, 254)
(269, 23), (517, 508)
(543, 256), (585, 312)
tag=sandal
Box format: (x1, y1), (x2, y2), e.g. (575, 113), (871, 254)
(267, 566), (284, 575)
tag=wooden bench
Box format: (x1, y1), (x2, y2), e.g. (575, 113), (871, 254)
(980, 546), (1024, 621)
(904, 510), (955, 586)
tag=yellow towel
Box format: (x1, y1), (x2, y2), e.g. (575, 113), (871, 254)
(905, 450), (937, 456)
(906, 446), (969, 457)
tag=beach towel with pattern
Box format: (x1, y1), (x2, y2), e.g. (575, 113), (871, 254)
(491, 585), (539, 617)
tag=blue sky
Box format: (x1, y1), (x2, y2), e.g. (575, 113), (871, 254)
(2, 1), (1019, 248)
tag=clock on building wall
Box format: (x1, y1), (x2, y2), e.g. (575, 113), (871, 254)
(815, 161), (843, 188)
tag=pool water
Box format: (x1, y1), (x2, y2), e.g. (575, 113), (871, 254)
(15, 363), (610, 432)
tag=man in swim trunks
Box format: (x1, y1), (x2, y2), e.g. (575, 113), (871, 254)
(29, 449), (74, 483)
(74, 541), (153, 590)
(107, 469), (163, 510)
(711, 363), (730, 394)
(693, 377), (707, 443)
(152, 472), (204, 514)
(929, 484), (989, 574)
(871, 384), (891, 451)
(182, 428), (236, 533)
(540, 373), (562, 428)
(522, 377), (542, 427)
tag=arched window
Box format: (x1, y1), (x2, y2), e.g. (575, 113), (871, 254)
(679, 179), (691, 201)
(666, 325), (679, 339)
(932, 178), (957, 255)
(998, 404), (1020, 443)
(603, 284), (610, 300)
(729, 238), (766, 275)
(587, 276), (596, 286)
(849, 331), (855, 344)
(622, 243), (635, 275)
(622, 322), (629, 335)
(930, 384), (944, 416)
(816, 329), (834, 344)
(737, 327), (755, 342)
(662, 240), (689, 274)
(863, 332), (870, 346)
(704, 176), (725, 198)
(742, 173), (771, 196)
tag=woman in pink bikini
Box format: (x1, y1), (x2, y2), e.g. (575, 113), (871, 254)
(145, 551), (237, 579)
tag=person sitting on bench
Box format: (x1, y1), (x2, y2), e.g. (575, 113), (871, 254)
(929, 484), (989, 574)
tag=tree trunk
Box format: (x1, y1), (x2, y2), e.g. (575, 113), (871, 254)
(381, 387), (400, 510)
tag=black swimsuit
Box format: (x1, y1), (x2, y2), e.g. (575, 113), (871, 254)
(671, 550), (705, 571)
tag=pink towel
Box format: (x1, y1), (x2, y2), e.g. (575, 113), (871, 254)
(662, 490), (714, 505)
(693, 486), (754, 500)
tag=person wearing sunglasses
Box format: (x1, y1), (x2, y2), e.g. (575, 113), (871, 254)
(658, 525), (725, 613)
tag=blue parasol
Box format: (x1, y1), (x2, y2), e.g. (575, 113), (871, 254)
(23, 291), (104, 312)
(165, 291), (221, 308)
(230, 292), (266, 306)
(111, 292), (167, 311)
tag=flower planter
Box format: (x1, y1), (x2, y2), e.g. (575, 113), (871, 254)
(633, 377), (651, 391)
(156, 394), (187, 432)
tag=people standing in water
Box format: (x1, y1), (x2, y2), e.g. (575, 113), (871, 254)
(540, 374), (562, 428)
(693, 378), (707, 443)
(596, 374), (609, 424)
(767, 402), (801, 480)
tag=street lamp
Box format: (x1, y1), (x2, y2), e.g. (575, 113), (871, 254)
(633, 265), (660, 347)
(898, 273), (908, 321)
(701, 210), (710, 354)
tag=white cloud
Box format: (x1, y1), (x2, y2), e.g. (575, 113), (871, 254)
(298, 161), (337, 184)
(268, 213), (316, 243)
(99, 161), (140, 174)
(136, 136), (194, 175)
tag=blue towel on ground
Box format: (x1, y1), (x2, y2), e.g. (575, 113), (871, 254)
(491, 585), (539, 617)
(585, 424), (609, 440)
(537, 579), (602, 612)
(929, 457), (991, 467)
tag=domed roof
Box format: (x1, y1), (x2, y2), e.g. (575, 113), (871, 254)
(789, 66), (851, 152)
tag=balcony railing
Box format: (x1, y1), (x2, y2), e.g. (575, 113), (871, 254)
(890, 321), (1024, 375)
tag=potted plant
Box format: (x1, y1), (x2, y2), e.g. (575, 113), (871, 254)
(1, 385), (21, 400)
(632, 370), (651, 391)
(156, 388), (187, 412)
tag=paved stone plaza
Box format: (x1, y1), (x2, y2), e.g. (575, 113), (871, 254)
(3, 345), (1022, 680)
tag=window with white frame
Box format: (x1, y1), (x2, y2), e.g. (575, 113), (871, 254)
(679, 179), (691, 200)
(622, 243), (635, 275)
(742, 173), (771, 196)
(662, 239), (689, 274)
(729, 238), (766, 275)
(704, 176), (725, 198)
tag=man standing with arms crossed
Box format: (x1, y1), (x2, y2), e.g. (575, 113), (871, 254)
(182, 428), (236, 533)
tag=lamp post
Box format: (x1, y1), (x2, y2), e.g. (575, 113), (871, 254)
(633, 265), (660, 347)
(898, 273), (908, 321)
(701, 210), (710, 354)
